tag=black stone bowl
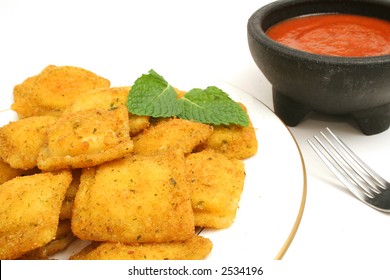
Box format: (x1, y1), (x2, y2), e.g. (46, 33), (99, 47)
(247, 0), (390, 135)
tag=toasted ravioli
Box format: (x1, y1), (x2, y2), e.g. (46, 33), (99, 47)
(199, 123), (258, 160)
(64, 86), (130, 113)
(0, 116), (58, 170)
(0, 170), (72, 260)
(197, 105), (258, 160)
(0, 160), (39, 184)
(12, 74), (40, 117)
(11, 65), (110, 117)
(0, 160), (24, 184)
(127, 114), (150, 136)
(64, 86), (150, 136)
(192, 211), (238, 229)
(133, 118), (213, 155)
(60, 169), (81, 220)
(70, 235), (212, 260)
(186, 150), (245, 228)
(18, 220), (75, 259)
(72, 153), (194, 243)
(37, 106), (133, 171)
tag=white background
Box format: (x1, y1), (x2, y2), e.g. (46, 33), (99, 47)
(1, 0), (390, 278)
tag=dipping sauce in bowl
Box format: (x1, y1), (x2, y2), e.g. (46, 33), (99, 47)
(266, 14), (390, 57)
(248, 0), (390, 135)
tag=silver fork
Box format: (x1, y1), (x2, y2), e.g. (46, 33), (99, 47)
(308, 127), (390, 212)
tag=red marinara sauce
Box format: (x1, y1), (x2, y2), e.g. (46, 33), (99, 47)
(266, 14), (390, 57)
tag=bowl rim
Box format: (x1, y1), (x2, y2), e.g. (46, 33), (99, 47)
(247, 0), (390, 65)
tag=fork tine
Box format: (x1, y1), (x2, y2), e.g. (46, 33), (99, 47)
(325, 128), (388, 190)
(308, 136), (375, 200)
(319, 130), (382, 195)
(309, 128), (390, 212)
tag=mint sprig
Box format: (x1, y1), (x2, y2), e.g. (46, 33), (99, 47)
(126, 70), (249, 127)
(126, 70), (181, 117)
(179, 86), (249, 126)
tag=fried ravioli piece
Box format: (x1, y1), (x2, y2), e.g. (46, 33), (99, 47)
(0, 160), (40, 184)
(0, 170), (72, 260)
(64, 86), (130, 113)
(197, 104), (258, 160)
(133, 118), (213, 155)
(60, 169), (81, 220)
(72, 153), (194, 243)
(198, 123), (258, 160)
(70, 235), (212, 260)
(12, 74), (39, 117)
(12, 65), (110, 117)
(186, 150), (245, 228)
(64, 86), (150, 136)
(0, 116), (58, 170)
(37, 106), (133, 171)
(192, 211), (238, 229)
(127, 114), (151, 136)
(0, 160), (24, 184)
(18, 220), (76, 259)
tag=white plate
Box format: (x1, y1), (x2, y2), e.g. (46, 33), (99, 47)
(0, 80), (306, 260)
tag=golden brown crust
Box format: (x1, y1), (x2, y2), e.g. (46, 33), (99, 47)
(0, 170), (72, 259)
(72, 152), (194, 243)
(37, 106), (133, 171)
(0, 116), (58, 169)
(0, 160), (25, 184)
(133, 118), (213, 156)
(196, 104), (258, 160)
(70, 235), (212, 260)
(18, 220), (76, 259)
(186, 150), (245, 228)
(64, 86), (150, 136)
(12, 65), (110, 117)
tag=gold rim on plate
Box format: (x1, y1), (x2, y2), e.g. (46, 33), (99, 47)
(274, 127), (307, 259)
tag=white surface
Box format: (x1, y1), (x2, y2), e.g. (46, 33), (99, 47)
(1, 0), (390, 276)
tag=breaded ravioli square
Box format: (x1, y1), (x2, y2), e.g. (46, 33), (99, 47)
(186, 150), (245, 228)
(64, 86), (131, 114)
(11, 65), (110, 117)
(0, 116), (58, 170)
(59, 169), (81, 220)
(197, 104), (258, 160)
(133, 118), (213, 155)
(0, 170), (72, 260)
(37, 106), (133, 171)
(18, 220), (75, 260)
(70, 235), (212, 260)
(0, 160), (25, 184)
(0, 159), (39, 184)
(72, 153), (194, 243)
(64, 86), (150, 136)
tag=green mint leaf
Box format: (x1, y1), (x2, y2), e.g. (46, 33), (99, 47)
(126, 70), (249, 127)
(178, 86), (249, 126)
(126, 69), (181, 118)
